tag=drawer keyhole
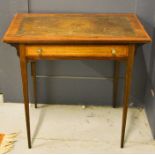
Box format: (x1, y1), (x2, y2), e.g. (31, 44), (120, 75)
(112, 49), (116, 56)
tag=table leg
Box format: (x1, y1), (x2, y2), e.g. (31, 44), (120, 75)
(121, 45), (135, 148)
(31, 61), (37, 108)
(113, 61), (120, 108)
(19, 45), (31, 148)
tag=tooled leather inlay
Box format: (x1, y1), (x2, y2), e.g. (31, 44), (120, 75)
(16, 15), (135, 37)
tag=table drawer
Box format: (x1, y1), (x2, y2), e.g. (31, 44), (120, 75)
(25, 45), (128, 60)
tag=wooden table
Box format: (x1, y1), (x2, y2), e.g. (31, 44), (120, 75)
(3, 13), (151, 148)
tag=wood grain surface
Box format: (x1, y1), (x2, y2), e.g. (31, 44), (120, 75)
(25, 45), (128, 60)
(3, 13), (151, 44)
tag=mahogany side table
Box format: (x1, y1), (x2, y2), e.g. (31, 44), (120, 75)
(3, 13), (151, 148)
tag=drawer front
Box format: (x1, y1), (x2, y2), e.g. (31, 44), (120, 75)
(25, 45), (128, 60)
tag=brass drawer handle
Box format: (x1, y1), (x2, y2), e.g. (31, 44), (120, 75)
(111, 48), (116, 56)
(37, 48), (43, 56)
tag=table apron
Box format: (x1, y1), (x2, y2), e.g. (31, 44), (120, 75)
(25, 44), (129, 60)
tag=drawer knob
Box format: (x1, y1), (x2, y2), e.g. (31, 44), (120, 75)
(112, 49), (116, 56)
(37, 48), (43, 56)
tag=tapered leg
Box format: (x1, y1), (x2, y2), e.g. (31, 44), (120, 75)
(31, 61), (37, 108)
(113, 61), (120, 108)
(121, 45), (135, 148)
(19, 45), (31, 148)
